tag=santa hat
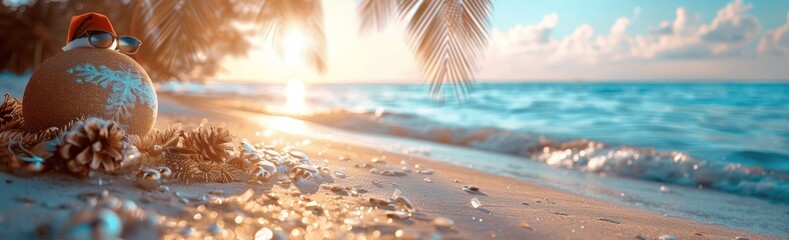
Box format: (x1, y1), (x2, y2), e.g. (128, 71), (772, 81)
(65, 12), (116, 45)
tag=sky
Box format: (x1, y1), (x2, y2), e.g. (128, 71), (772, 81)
(217, 0), (789, 83)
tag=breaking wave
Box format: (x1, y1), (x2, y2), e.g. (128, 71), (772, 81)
(292, 109), (789, 202)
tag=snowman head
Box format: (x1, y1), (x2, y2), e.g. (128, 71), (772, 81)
(62, 12), (141, 54)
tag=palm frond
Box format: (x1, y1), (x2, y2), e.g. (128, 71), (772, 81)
(254, 0), (327, 73)
(359, 0), (492, 100)
(131, 0), (250, 80)
(358, 0), (398, 32)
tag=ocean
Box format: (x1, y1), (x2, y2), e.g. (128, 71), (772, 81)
(161, 81), (789, 235)
(163, 82), (789, 199)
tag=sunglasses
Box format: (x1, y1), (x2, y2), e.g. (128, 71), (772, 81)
(79, 30), (142, 54)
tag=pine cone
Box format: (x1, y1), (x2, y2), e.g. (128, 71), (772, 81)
(58, 118), (130, 175)
(0, 93), (23, 131)
(182, 127), (235, 162)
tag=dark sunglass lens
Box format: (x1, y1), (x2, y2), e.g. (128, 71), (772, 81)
(88, 32), (114, 48)
(118, 36), (141, 54)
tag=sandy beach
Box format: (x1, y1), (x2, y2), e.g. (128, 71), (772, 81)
(0, 93), (781, 240)
(2, 0), (788, 239)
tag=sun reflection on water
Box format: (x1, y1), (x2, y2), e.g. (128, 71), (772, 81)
(284, 78), (306, 114)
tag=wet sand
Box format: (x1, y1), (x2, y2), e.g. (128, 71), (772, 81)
(0, 94), (781, 239)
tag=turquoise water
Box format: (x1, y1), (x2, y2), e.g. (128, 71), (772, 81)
(306, 83), (789, 169)
(165, 82), (789, 201)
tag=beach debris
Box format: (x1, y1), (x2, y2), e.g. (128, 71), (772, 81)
(355, 163), (371, 168)
(48, 192), (157, 240)
(380, 169), (407, 176)
(393, 190), (415, 211)
(369, 168), (379, 174)
(355, 187), (369, 194)
(520, 221), (533, 231)
(329, 186), (345, 193)
(305, 201), (321, 211)
(596, 218), (620, 224)
(250, 158), (278, 180)
(59, 208), (123, 239)
(58, 118), (140, 175)
(288, 150), (310, 161)
(0, 94), (22, 128)
(462, 185), (480, 192)
(162, 147), (245, 184)
(393, 188), (402, 198)
(181, 126), (235, 163)
(135, 168), (161, 190)
(386, 210), (410, 220)
(338, 155), (350, 161)
(417, 168), (434, 174)
(3, 140), (52, 175)
(263, 149), (282, 160)
(423, 177), (432, 183)
(371, 157), (384, 164)
(369, 197), (391, 206)
(255, 227), (274, 240)
(289, 164), (319, 179)
(659, 185), (670, 193)
(345, 187), (360, 196)
(470, 198), (482, 209)
(432, 217), (455, 228)
(157, 166), (172, 178)
(401, 161), (414, 172)
(1, 116), (488, 239)
(654, 234), (678, 240)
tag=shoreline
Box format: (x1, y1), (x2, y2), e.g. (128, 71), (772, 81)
(163, 93), (789, 236)
(0, 93), (783, 239)
(159, 94), (783, 239)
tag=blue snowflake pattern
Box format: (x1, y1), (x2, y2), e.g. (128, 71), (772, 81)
(67, 63), (155, 120)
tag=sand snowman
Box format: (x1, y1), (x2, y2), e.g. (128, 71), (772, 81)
(23, 12), (157, 135)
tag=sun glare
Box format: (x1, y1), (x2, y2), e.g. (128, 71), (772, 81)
(283, 30), (308, 67)
(284, 78), (306, 114)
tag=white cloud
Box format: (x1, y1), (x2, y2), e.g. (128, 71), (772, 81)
(759, 11), (789, 56)
(638, 0), (760, 59)
(479, 0), (774, 80)
(492, 13), (558, 46)
(699, 0), (760, 53)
